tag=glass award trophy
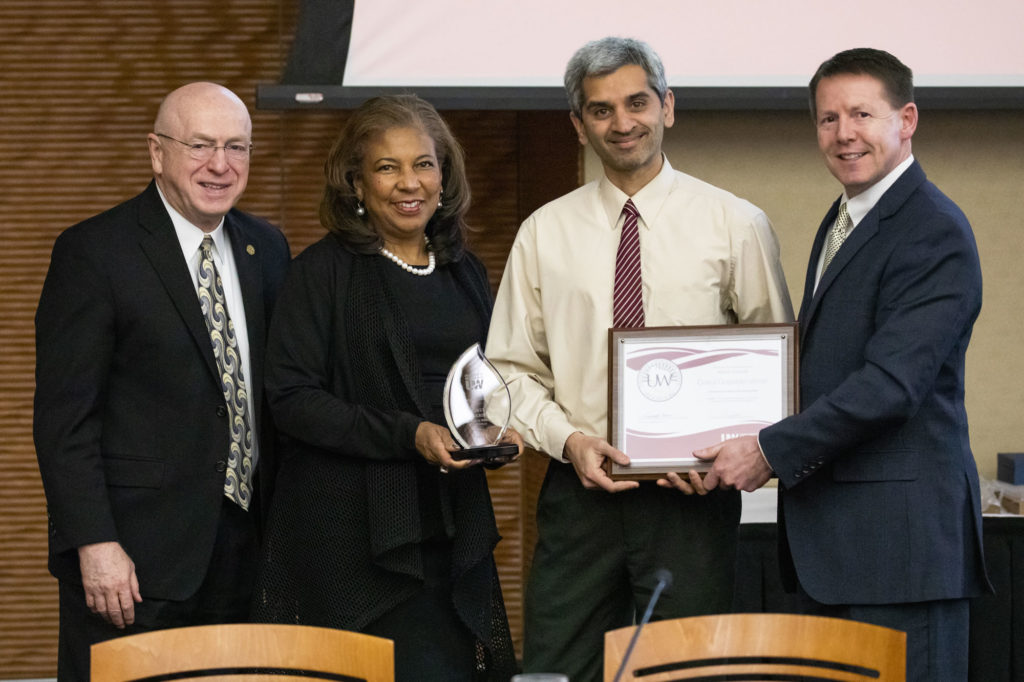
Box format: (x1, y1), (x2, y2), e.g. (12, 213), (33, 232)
(443, 343), (519, 460)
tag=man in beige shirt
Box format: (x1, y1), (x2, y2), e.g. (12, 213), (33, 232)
(486, 37), (793, 682)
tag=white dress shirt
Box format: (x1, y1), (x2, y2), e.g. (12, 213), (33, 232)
(157, 185), (259, 465)
(813, 155), (916, 291)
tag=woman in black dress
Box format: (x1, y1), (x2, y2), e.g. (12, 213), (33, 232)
(253, 95), (520, 681)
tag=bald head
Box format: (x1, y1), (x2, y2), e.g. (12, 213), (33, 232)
(154, 82), (251, 138)
(148, 82), (253, 231)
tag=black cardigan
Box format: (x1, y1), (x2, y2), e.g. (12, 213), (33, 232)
(252, 233), (514, 678)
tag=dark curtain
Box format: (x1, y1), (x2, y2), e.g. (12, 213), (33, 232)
(281, 0), (354, 84)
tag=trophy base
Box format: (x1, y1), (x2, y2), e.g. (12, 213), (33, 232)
(450, 443), (520, 461)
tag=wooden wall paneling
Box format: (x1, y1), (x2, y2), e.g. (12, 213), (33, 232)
(274, 111), (346, 251)
(0, 1), (291, 677)
(515, 110), (584, 222)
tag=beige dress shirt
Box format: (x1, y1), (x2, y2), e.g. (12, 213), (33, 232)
(486, 158), (795, 461)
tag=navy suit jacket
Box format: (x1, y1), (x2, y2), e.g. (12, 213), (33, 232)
(34, 181), (290, 600)
(759, 161), (990, 605)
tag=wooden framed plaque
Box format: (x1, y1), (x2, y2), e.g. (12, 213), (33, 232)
(607, 324), (797, 480)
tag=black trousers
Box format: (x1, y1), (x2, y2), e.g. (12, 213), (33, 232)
(522, 461), (741, 682)
(361, 539), (478, 682)
(797, 584), (971, 682)
(57, 497), (257, 682)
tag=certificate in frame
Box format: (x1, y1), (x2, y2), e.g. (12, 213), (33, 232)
(607, 324), (797, 479)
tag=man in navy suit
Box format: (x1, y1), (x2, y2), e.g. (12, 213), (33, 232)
(34, 82), (290, 681)
(688, 49), (990, 681)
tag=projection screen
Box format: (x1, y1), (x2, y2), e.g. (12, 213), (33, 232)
(258, 0), (1024, 110)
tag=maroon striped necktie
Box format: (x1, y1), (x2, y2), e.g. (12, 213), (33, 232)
(613, 199), (645, 328)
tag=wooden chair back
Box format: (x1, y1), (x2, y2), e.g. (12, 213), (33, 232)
(605, 612), (906, 681)
(91, 623), (394, 681)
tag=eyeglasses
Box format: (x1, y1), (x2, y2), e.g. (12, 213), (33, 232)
(155, 133), (253, 162)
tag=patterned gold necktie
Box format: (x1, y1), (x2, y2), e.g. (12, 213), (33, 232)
(613, 199), (645, 328)
(198, 236), (253, 510)
(821, 202), (852, 274)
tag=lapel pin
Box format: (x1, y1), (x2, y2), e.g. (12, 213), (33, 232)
(246, 245), (255, 255)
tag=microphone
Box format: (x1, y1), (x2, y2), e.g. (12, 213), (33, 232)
(612, 569), (673, 682)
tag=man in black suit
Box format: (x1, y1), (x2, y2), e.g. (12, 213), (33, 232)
(34, 82), (290, 681)
(692, 49), (990, 681)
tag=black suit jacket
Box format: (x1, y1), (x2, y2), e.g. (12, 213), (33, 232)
(759, 161), (990, 605)
(34, 181), (290, 600)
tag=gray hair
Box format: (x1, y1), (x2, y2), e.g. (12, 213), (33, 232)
(564, 37), (668, 118)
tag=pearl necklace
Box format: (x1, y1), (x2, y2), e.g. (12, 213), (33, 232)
(380, 236), (436, 276)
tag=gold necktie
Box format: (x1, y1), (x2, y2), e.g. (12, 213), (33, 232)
(198, 236), (253, 510)
(821, 202), (851, 273)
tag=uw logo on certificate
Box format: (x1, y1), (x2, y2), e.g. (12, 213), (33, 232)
(637, 358), (682, 402)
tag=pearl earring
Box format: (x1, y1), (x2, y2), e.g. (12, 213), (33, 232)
(437, 190), (443, 209)
(355, 201), (366, 217)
